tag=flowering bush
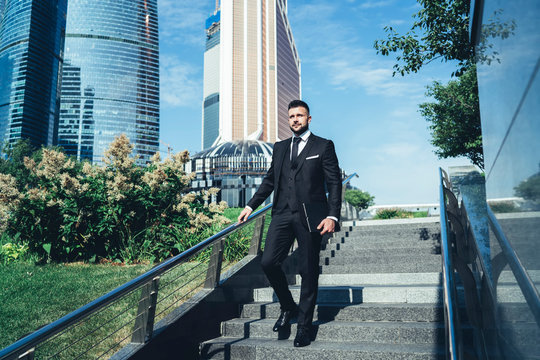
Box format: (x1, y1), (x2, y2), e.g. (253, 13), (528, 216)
(1, 242), (28, 264)
(0, 135), (230, 263)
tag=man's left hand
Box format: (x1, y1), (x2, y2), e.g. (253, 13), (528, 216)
(317, 218), (335, 235)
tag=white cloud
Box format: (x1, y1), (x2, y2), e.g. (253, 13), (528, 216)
(288, 0), (429, 98)
(158, 0), (208, 46)
(387, 19), (406, 26)
(314, 46), (426, 97)
(160, 55), (202, 108)
(359, 0), (394, 9)
(379, 142), (420, 158)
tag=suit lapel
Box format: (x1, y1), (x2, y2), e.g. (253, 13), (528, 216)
(294, 135), (316, 173)
(275, 139), (289, 180)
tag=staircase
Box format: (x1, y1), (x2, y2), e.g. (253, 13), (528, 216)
(200, 217), (448, 359)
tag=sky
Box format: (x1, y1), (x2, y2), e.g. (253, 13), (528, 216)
(157, 0), (472, 206)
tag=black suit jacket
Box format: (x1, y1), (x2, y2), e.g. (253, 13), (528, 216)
(247, 133), (342, 221)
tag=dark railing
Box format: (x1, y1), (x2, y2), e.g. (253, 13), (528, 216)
(439, 168), (459, 360)
(439, 168), (540, 359)
(0, 173), (357, 360)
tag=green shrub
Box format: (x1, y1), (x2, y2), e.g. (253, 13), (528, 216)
(0, 135), (231, 264)
(488, 201), (518, 213)
(374, 208), (414, 219)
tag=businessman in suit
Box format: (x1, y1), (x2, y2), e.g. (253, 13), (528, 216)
(238, 99), (342, 347)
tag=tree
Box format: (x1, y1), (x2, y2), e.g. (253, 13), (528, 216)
(419, 65), (484, 169)
(345, 189), (375, 211)
(374, 1), (514, 169)
(515, 167), (540, 203)
(374, 0), (473, 77)
(373, 0), (514, 76)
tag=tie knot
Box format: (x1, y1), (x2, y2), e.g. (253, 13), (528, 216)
(293, 137), (301, 144)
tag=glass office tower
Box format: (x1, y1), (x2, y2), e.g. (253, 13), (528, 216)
(58, 0), (159, 164)
(202, 10), (221, 149)
(0, 0), (67, 148)
(201, 0), (301, 150)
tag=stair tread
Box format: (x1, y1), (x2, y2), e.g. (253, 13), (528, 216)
(202, 336), (446, 353)
(226, 317), (445, 328)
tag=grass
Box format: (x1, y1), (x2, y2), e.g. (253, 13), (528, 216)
(413, 211), (429, 218)
(0, 261), (213, 358)
(0, 263), (152, 350)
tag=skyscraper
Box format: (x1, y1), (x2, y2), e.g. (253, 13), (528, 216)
(0, 0), (67, 148)
(202, 0), (301, 149)
(57, 0), (160, 164)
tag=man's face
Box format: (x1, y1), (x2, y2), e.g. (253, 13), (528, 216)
(288, 106), (311, 135)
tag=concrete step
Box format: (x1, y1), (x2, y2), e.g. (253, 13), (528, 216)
(241, 302), (444, 323)
(496, 285), (540, 303)
(499, 321), (540, 347)
(320, 246), (439, 259)
(322, 239), (439, 252)
(341, 217), (440, 227)
(337, 223), (440, 237)
(314, 272), (442, 286)
(200, 337), (445, 360)
(320, 253), (442, 266)
(221, 318), (448, 345)
(253, 284), (443, 304)
(329, 231), (440, 242)
(320, 258), (442, 274)
(498, 302), (540, 322)
(334, 231), (440, 243)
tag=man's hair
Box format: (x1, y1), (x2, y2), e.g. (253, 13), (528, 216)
(288, 99), (310, 115)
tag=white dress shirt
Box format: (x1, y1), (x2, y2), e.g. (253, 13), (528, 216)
(290, 130), (311, 159)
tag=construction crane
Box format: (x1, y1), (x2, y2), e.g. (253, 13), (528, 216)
(160, 140), (172, 157)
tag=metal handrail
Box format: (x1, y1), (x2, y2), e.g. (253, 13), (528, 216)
(486, 205), (540, 327)
(439, 168), (458, 360)
(0, 173), (357, 360)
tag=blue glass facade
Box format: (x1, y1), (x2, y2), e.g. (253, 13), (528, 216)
(58, 0), (159, 164)
(0, 0), (67, 148)
(203, 93), (220, 149)
(472, 0), (540, 357)
(202, 12), (220, 150)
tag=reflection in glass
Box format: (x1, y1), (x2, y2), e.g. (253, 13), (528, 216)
(475, 0), (540, 358)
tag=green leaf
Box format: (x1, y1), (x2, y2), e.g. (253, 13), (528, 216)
(43, 243), (52, 255)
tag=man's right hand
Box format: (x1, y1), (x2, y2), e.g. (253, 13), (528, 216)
(237, 207), (252, 223)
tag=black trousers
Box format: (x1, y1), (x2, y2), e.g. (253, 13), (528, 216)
(260, 209), (322, 328)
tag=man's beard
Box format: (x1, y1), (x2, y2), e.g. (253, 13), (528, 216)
(290, 123), (309, 136)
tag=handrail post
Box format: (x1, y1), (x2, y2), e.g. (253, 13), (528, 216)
(10, 348), (34, 360)
(131, 276), (160, 344)
(249, 215), (266, 255)
(204, 237), (225, 288)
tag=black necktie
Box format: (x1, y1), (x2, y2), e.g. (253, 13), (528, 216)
(291, 137), (301, 168)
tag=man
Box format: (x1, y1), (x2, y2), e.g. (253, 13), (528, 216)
(238, 99), (342, 347)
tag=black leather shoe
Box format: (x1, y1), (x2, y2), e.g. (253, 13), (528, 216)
(273, 308), (298, 332)
(293, 326), (311, 347)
